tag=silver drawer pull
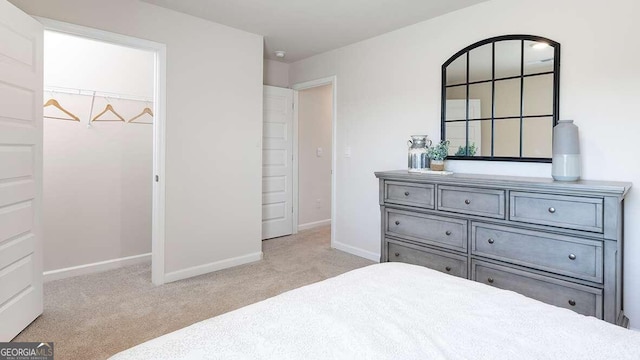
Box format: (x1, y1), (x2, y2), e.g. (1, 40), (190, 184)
(465, 199), (471, 205)
(394, 252), (400, 257)
(487, 277), (494, 284)
(404, 191), (410, 196)
(445, 266), (452, 272)
(548, 207), (556, 213)
(395, 220), (400, 226)
(445, 230), (452, 236)
(568, 254), (577, 260)
(568, 299), (576, 306)
(488, 238), (495, 244)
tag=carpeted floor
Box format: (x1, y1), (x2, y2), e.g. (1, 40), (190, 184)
(13, 226), (374, 359)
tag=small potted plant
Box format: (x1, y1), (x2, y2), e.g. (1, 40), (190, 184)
(427, 140), (449, 171)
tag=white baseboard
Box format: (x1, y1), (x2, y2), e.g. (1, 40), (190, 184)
(164, 251), (263, 284)
(332, 240), (379, 262)
(298, 219), (331, 231)
(43, 253), (151, 282)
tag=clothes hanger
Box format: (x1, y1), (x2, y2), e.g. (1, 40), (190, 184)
(43, 98), (80, 121)
(128, 107), (153, 124)
(91, 102), (125, 122)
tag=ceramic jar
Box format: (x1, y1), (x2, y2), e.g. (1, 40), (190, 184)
(552, 120), (581, 181)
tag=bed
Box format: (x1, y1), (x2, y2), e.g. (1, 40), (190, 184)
(110, 263), (640, 359)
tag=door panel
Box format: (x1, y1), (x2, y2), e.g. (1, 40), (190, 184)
(0, 0), (43, 341)
(262, 86), (293, 239)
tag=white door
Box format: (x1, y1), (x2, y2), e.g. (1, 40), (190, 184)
(262, 86), (294, 239)
(0, 0), (44, 341)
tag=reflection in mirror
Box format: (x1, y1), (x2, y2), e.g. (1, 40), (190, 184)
(493, 119), (521, 157)
(523, 74), (553, 116)
(468, 82), (491, 118)
(468, 43), (492, 83)
(494, 40), (521, 78)
(522, 117), (553, 158)
(445, 119), (483, 157)
(442, 35), (559, 161)
(446, 55), (466, 85)
(494, 79), (521, 117)
(524, 40), (555, 75)
(445, 88), (467, 121)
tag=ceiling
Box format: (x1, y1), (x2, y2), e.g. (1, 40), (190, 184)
(141, 0), (489, 63)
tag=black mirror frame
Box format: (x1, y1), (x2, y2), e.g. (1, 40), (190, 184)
(441, 34), (560, 163)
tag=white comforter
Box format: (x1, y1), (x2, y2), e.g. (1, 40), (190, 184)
(111, 263), (640, 359)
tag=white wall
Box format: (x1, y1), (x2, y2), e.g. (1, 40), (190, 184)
(43, 31), (154, 272)
(11, 0), (264, 279)
(264, 59), (289, 87)
(298, 84), (332, 227)
(289, 0), (640, 327)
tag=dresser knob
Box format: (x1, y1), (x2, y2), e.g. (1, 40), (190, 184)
(488, 238), (495, 244)
(487, 277), (494, 284)
(568, 299), (576, 306)
(465, 199), (471, 205)
(394, 252), (400, 257)
(445, 266), (452, 272)
(548, 207), (556, 213)
(404, 191), (410, 196)
(395, 220), (400, 226)
(445, 230), (452, 236)
(568, 254), (577, 260)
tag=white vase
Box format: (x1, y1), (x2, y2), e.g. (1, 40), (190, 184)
(552, 120), (581, 181)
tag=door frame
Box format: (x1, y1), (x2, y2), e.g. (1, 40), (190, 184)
(291, 76), (337, 247)
(36, 17), (168, 285)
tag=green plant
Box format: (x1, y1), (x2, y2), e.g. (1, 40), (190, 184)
(455, 143), (477, 156)
(427, 140), (450, 161)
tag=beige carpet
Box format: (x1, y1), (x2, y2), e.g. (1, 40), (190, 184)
(13, 226), (374, 359)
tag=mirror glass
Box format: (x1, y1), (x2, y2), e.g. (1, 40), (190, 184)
(442, 35), (559, 161)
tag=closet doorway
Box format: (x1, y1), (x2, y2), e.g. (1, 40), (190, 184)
(39, 19), (167, 285)
(292, 77), (336, 243)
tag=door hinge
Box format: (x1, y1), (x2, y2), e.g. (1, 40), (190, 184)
(155, 175), (159, 182)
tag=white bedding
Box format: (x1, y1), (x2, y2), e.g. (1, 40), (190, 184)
(111, 263), (640, 359)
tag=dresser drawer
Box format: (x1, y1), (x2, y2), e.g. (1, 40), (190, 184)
(472, 260), (602, 318)
(388, 240), (467, 278)
(471, 223), (603, 283)
(386, 209), (467, 251)
(438, 185), (505, 219)
(384, 181), (435, 209)
(510, 192), (603, 233)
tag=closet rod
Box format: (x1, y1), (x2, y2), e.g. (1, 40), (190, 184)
(43, 86), (153, 103)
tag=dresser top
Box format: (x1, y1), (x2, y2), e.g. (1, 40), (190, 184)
(375, 170), (631, 196)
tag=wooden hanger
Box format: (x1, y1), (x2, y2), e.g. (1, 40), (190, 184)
(128, 107), (153, 124)
(92, 104), (125, 122)
(43, 98), (80, 121)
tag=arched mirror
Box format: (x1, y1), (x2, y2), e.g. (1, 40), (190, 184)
(441, 35), (560, 162)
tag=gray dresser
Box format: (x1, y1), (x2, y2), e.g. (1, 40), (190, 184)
(375, 170), (631, 326)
